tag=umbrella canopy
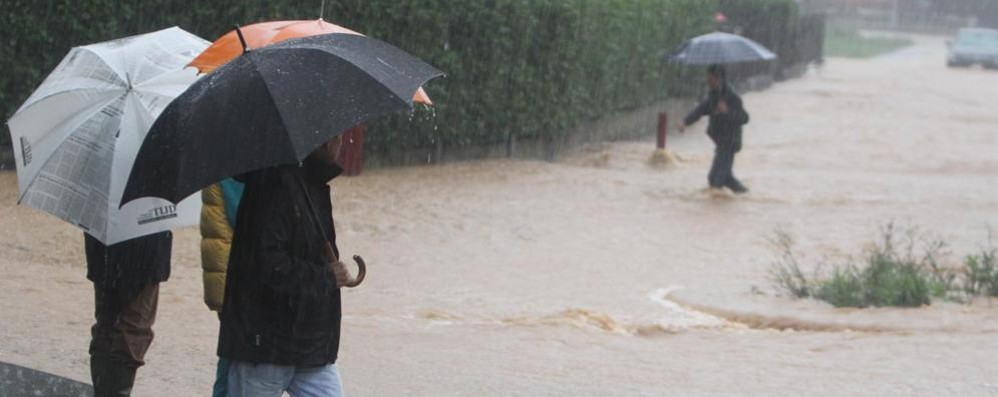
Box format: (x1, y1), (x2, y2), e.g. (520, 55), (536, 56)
(189, 19), (433, 105)
(7, 27), (208, 245)
(668, 31), (777, 65)
(122, 33), (443, 206)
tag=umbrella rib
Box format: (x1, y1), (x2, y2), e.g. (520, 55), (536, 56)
(169, 55), (298, 200)
(170, 56), (293, 203)
(247, 56), (300, 162)
(265, 45), (427, 107)
(81, 46), (132, 87)
(12, 86), (123, 119)
(16, 95), (125, 206)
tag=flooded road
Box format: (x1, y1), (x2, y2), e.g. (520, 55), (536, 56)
(2, 34), (997, 395)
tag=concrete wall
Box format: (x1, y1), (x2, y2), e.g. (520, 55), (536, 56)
(362, 97), (694, 169)
(361, 64), (807, 170)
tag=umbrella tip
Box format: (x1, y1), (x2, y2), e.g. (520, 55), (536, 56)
(234, 24), (249, 54)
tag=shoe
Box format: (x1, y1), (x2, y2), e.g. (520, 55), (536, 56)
(729, 184), (748, 194)
(91, 356), (137, 397)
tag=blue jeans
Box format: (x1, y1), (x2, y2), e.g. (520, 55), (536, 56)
(212, 357), (230, 397)
(228, 361), (343, 397)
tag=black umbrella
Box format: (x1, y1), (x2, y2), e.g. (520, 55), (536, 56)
(667, 31), (777, 65)
(121, 32), (443, 205)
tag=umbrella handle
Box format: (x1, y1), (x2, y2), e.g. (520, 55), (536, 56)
(343, 255), (367, 288)
(234, 24), (249, 54)
(323, 243), (366, 288)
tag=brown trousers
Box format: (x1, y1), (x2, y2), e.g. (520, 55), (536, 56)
(90, 283), (159, 367)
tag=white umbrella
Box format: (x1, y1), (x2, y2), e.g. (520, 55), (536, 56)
(668, 31), (777, 65)
(7, 26), (208, 245)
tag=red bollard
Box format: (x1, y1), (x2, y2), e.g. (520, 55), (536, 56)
(337, 124), (366, 176)
(657, 112), (668, 149)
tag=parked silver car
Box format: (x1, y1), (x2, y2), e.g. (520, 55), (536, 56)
(947, 28), (998, 68)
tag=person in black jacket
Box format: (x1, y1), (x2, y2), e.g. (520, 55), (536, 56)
(219, 135), (360, 396)
(679, 64), (751, 194)
(85, 230), (172, 396)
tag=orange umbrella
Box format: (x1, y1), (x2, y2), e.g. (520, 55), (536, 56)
(189, 19), (432, 105)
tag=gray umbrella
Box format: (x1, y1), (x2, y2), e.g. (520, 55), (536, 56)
(668, 31), (777, 65)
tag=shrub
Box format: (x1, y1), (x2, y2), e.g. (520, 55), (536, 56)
(964, 248), (998, 297)
(768, 228), (813, 299)
(815, 266), (864, 308)
(769, 224), (995, 308)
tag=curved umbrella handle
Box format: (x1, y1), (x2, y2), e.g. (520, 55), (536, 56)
(343, 255), (367, 288)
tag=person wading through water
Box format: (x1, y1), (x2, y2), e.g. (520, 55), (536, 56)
(678, 64), (751, 194)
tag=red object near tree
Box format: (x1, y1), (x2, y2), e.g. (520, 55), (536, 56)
(657, 112), (668, 149)
(715, 12), (728, 23)
(337, 124), (366, 176)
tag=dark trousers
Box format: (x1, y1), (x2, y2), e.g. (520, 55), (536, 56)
(708, 134), (745, 190)
(90, 283), (159, 396)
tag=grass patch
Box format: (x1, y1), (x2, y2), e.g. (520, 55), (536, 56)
(964, 247), (998, 297)
(770, 224), (994, 308)
(767, 229), (813, 299)
(824, 27), (913, 58)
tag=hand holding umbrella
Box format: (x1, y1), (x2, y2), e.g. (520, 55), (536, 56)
(324, 243), (366, 288)
(715, 99), (729, 114)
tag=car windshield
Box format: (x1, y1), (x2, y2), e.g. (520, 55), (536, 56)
(956, 29), (998, 48)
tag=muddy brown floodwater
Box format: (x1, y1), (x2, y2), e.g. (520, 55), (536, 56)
(2, 34), (997, 396)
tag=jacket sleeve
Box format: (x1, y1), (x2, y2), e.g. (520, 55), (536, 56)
(254, 182), (336, 296)
(200, 183), (232, 312)
(683, 99), (711, 126)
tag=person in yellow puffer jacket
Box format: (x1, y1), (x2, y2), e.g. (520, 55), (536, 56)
(200, 178), (244, 397)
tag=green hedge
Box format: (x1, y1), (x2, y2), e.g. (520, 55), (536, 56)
(718, 0), (824, 80)
(1, 0), (714, 156)
(0, 1), (824, 158)
(719, 0), (799, 66)
(328, 0), (716, 152)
